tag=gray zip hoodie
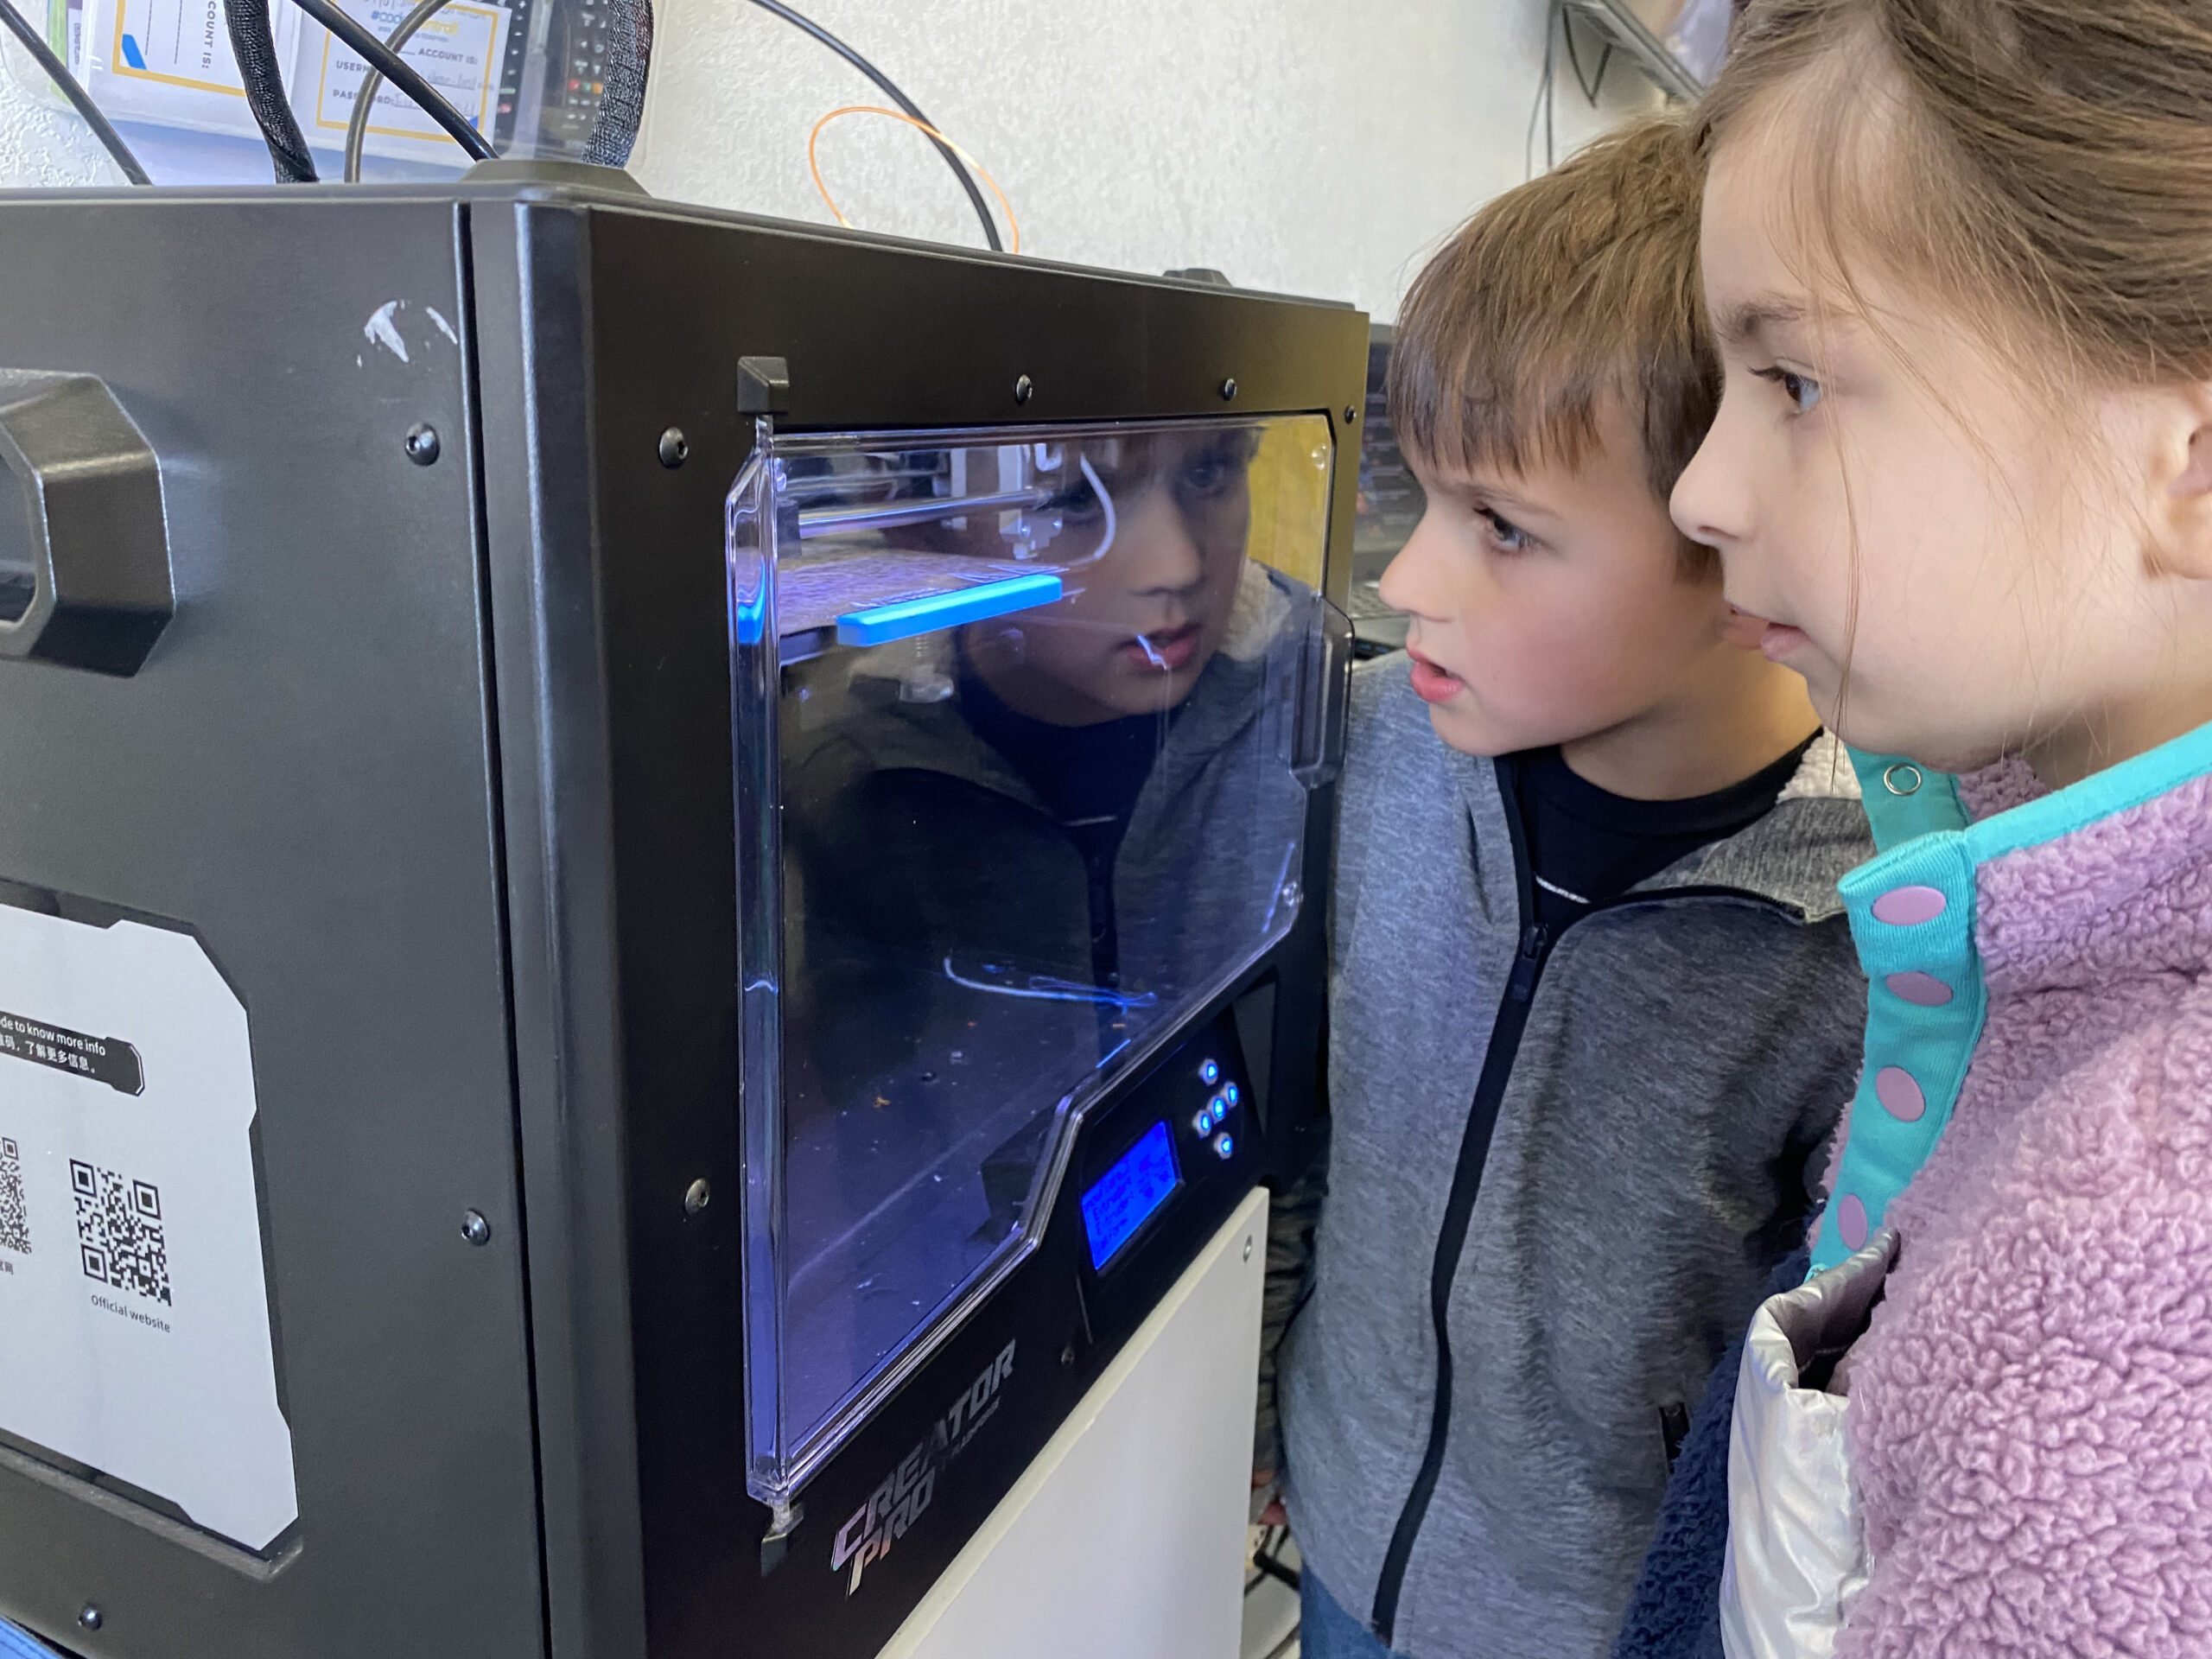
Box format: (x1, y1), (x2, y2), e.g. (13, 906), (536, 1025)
(1274, 654), (1872, 1659)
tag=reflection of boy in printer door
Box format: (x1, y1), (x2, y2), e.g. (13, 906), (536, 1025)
(781, 427), (1308, 1213)
(953, 426), (1281, 1005)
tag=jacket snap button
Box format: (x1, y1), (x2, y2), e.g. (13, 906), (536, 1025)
(1875, 1066), (1926, 1122)
(1885, 970), (1953, 1007)
(1872, 885), (1947, 925)
(1837, 1192), (1870, 1251)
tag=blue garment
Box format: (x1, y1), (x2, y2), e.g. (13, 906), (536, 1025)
(1302, 1564), (1406, 1659)
(1609, 1246), (1810, 1659)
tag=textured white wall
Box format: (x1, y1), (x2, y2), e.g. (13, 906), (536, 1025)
(635, 0), (1657, 318)
(0, 1), (1658, 317)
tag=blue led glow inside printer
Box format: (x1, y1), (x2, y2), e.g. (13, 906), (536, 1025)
(1081, 1121), (1182, 1270)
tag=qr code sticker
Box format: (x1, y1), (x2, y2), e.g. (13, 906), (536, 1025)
(0, 1136), (27, 1255)
(73, 1159), (170, 1305)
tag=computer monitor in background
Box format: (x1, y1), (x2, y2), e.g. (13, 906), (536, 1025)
(1349, 324), (1424, 657)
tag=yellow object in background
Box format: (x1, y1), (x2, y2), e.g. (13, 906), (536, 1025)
(1245, 420), (1333, 589)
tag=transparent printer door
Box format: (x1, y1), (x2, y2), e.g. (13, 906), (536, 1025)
(730, 415), (1337, 1510)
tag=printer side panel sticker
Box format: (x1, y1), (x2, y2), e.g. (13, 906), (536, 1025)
(0, 899), (298, 1553)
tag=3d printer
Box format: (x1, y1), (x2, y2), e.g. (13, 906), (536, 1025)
(0, 168), (1362, 1657)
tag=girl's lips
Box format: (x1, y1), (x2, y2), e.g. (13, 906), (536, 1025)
(1408, 650), (1463, 704)
(1122, 623), (1201, 671)
(1759, 622), (1810, 663)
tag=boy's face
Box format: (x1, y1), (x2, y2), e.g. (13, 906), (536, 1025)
(1381, 398), (1746, 758)
(960, 431), (1254, 725)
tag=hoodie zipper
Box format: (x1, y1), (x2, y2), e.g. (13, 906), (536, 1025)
(1370, 758), (1547, 1644)
(1367, 761), (1806, 1645)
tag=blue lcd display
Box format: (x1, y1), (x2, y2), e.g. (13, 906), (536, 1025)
(1081, 1120), (1182, 1269)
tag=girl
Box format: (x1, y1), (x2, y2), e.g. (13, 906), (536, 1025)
(1643, 1), (2212, 1653)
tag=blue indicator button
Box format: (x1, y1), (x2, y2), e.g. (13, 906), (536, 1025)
(1224, 1083), (1241, 1107)
(1213, 1133), (1235, 1160)
(1199, 1058), (1221, 1085)
(1192, 1109), (1213, 1136)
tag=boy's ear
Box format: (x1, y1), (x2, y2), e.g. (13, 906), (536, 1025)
(1719, 602), (1769, 651)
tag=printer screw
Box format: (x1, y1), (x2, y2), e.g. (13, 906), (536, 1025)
(1220, 378), (1238, 400)
(1344, 404), (1358, 424)
(658, 427), (690, 467)
(79, 1605), (103, 1631)
(1013, 374), (1034, 405)
(684, 1178), (712, 1217)
(461, 1210), (492, 1246)
(1060, 1342), (1075, 1369)
(404, 423), (442, 466)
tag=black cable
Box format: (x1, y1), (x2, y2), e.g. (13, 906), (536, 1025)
(0, 1), (149, 182)
(289, 0), (495, 162)
(1526, 1), (1558, 179)
(341, 0), (451, 182)
(1543, 3), (1558, 171)
(747, 0), (1002, 253)
(226, 0), (316, 181)
(1561, 9), (1613, 105)
(1251, 1543), (1301, 1593)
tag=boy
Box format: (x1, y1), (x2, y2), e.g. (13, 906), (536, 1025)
(1261, 116), (1872, 1659)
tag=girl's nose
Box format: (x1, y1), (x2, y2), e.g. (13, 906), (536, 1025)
(1670, 407), (1748, 552)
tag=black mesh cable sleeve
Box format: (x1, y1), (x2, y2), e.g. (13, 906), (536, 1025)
(224, 0), (317, 181)
(585, 0), (652, 167)
(747, 0), (1001, 252)
(289, 0), (494, 161)
(0, 1), (150, 182)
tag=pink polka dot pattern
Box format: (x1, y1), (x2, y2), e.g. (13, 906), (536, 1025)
(1885, 970), (1954, 1007)
(1838, 1193), (1870, 1252)
(1876, 1066), (1927, 1122)
(1872, 884), (1948, 925)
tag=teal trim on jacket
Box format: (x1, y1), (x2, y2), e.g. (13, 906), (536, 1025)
(1813, 721), (2212, 1273)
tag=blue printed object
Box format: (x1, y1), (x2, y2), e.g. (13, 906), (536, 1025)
(836, 572), (1062, 648)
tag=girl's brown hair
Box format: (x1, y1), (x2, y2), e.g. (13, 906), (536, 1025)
(1700, 0), (2212, 396)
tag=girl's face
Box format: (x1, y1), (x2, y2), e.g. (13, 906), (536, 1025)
(1673, 103), (2212, 782)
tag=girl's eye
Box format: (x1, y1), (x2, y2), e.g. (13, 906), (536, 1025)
(1478, 506), (1534, 554)
(1755, 365), (1825, 415)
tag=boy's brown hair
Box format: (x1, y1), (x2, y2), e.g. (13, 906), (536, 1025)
(1388, 114), (1719, 575)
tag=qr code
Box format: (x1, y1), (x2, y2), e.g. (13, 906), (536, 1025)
(72, 1159), (169, 1305)
(0, 1136), (27, 1255)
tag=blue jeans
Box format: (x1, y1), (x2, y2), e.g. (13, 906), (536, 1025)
(1300, 1564), (1404, 1659)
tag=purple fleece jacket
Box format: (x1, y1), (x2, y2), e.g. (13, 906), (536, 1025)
(1835, 760), (2212, 1656)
